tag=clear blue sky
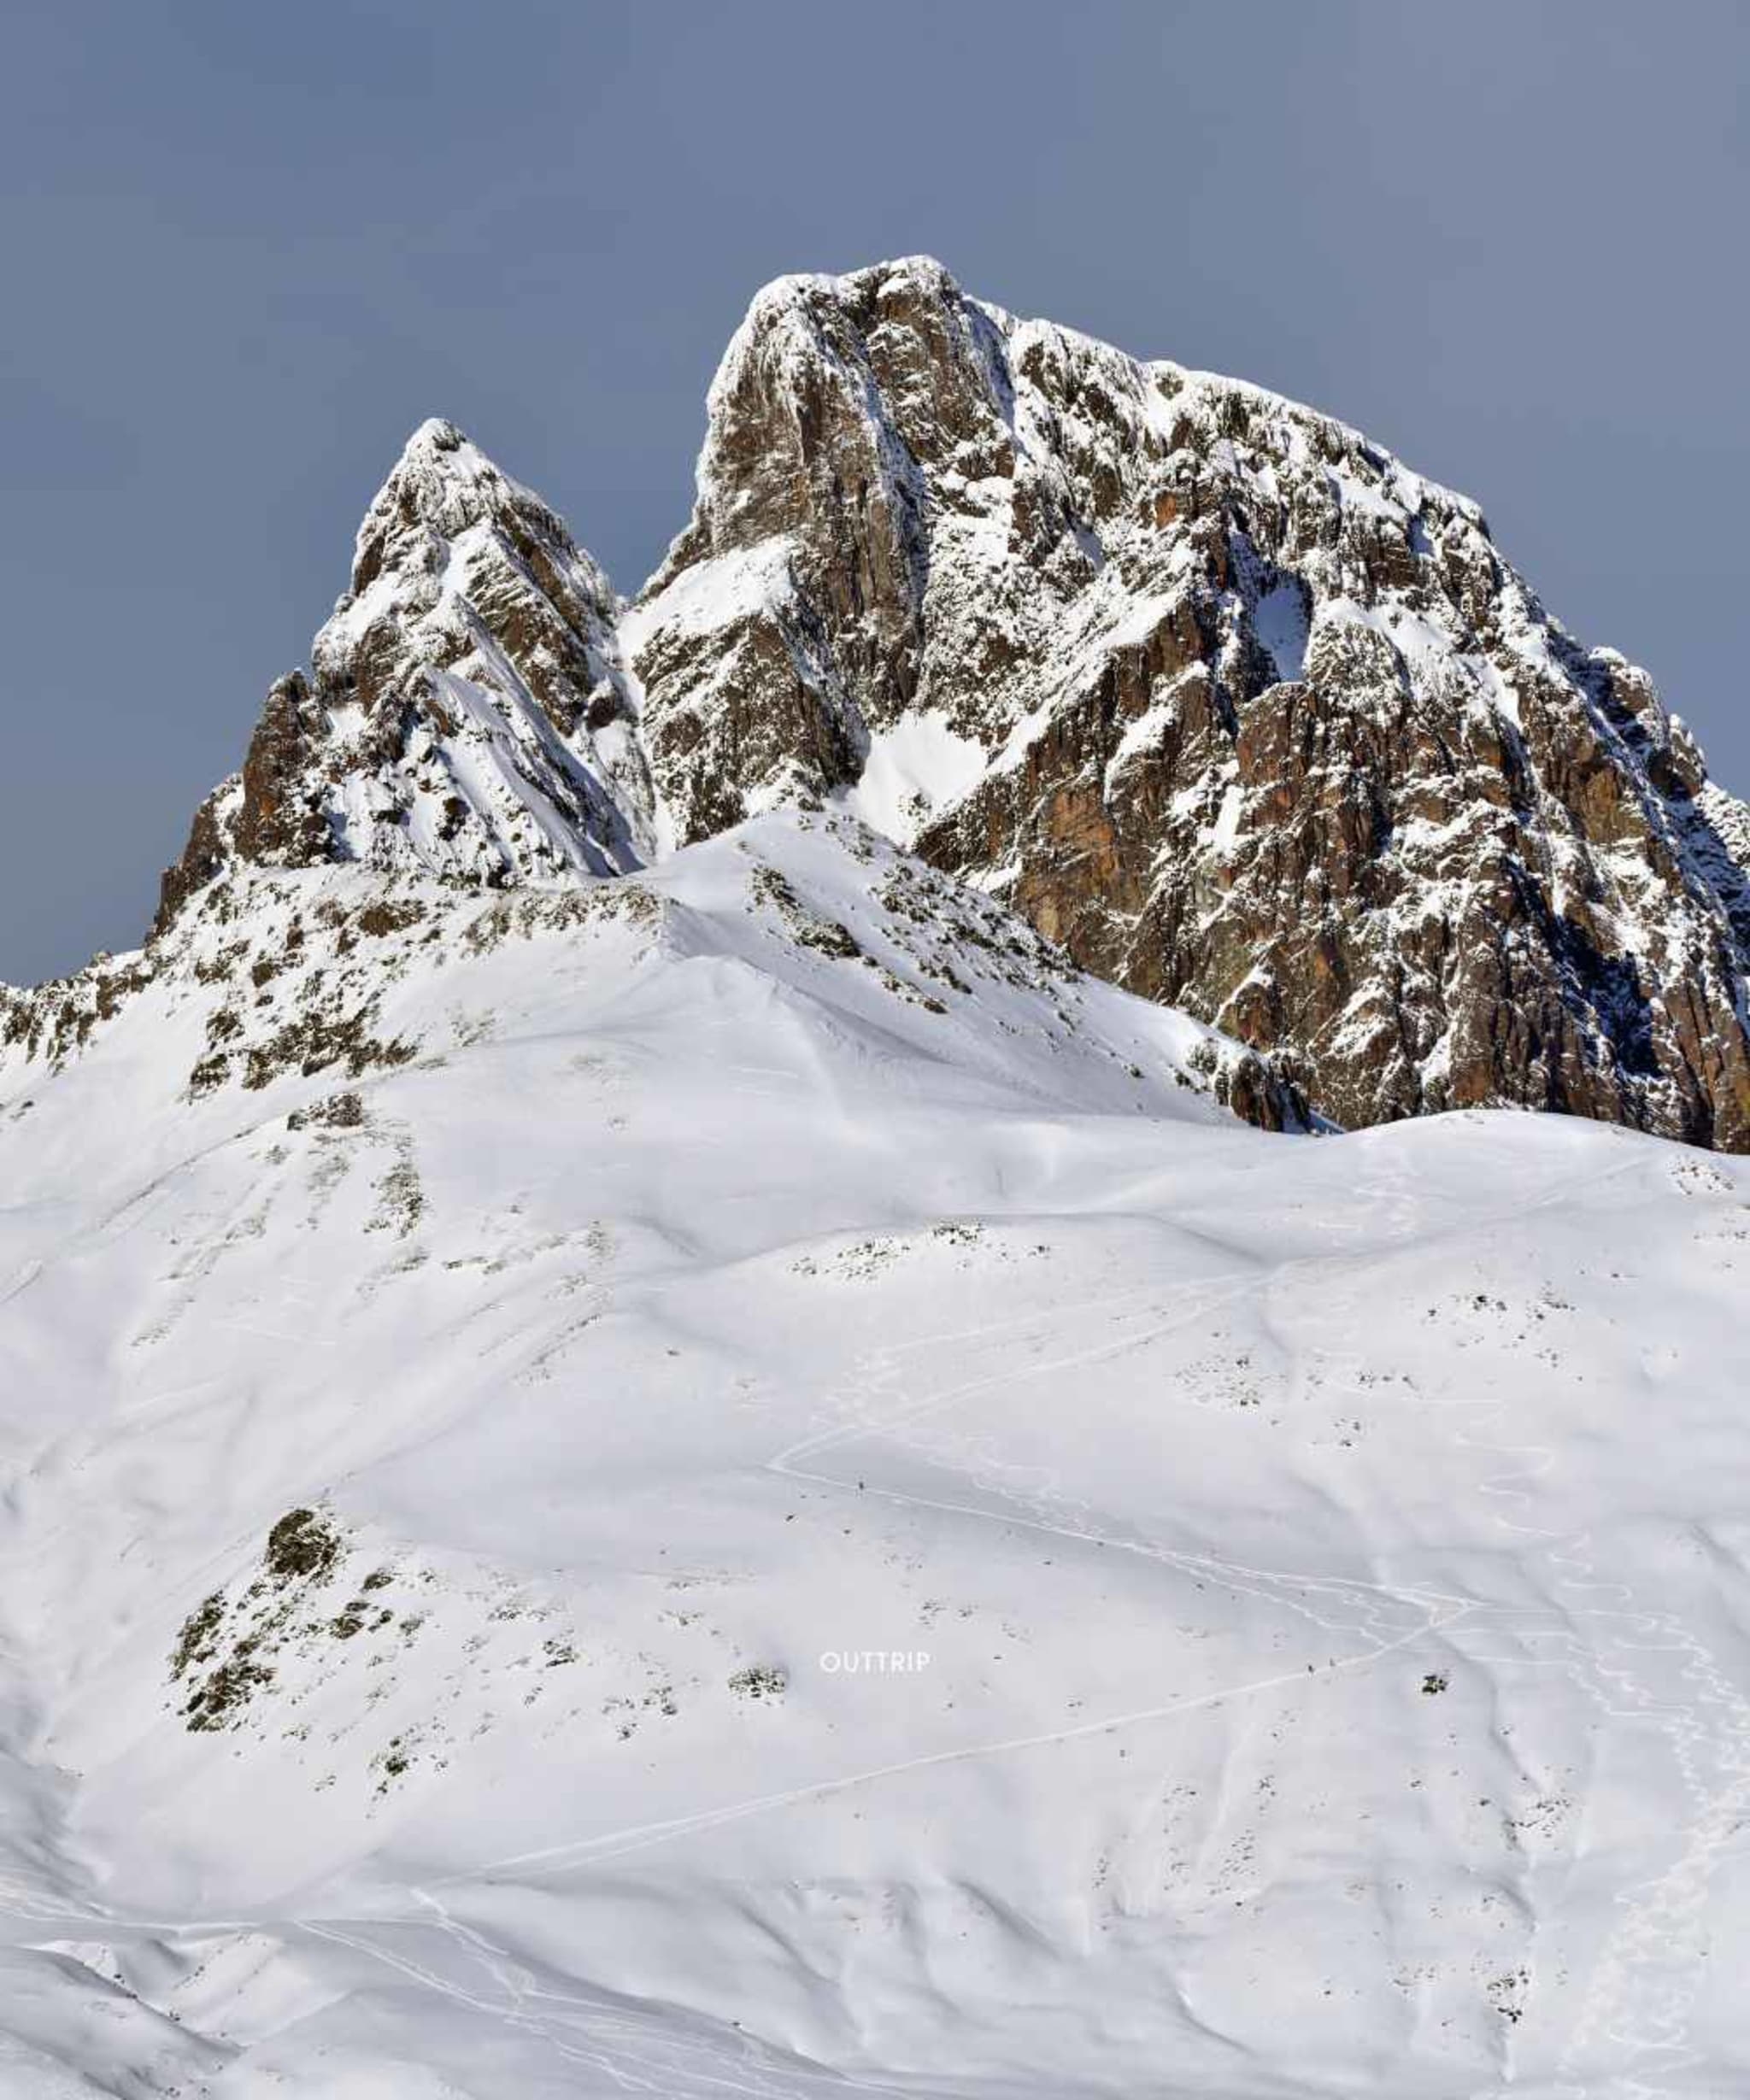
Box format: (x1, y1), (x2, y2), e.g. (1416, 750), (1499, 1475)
(3, 0), (1746, 983)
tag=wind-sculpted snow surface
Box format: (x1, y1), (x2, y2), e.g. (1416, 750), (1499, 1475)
(1, 810), (1749, 2095)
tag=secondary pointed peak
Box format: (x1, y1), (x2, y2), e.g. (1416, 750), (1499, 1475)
(349, 417), (514, 576)
(151, 405), (654, 933)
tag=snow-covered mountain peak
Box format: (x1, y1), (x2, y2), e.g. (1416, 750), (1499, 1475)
(156, 423), (655, 930)
(628, 258), (1750, 1149)
(709, 254), (978, 370)
(143, 261), (1750, 1149)
(343, 415), (581, 600)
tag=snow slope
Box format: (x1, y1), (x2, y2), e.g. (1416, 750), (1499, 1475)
(1, 812), (1748, 2096)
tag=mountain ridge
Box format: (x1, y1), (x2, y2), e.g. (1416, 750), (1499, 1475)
(79, 258), (1750, 1151)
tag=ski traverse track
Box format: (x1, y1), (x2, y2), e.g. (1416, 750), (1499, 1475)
(0, 1265), (1479, 2097)
(425, 1258), (1482, 1896)
(4, 1140), (1694, 2095)
(265, 1260), (1485, 2097)
(302, 1899), (926, 2100)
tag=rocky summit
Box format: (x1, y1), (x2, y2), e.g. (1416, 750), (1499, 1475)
(145, 257), (1750, 1147)
(156, 417), (655, 930)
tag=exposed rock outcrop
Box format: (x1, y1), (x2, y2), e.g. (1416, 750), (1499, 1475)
(628, 259), (1750, 1147)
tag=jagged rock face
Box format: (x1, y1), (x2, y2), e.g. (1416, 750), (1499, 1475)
(629, 258), (1750, 1147)
(157, 419), (653, 931)
(144, 261), (1750, 1147)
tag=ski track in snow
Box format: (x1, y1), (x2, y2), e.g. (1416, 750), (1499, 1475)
(418, 1265), (1475, 1894)
(3, 1141), (1727, 2096)
(0, 1264), (1482, 2096)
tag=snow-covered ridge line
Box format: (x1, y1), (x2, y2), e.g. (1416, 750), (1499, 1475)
(5, 811), (1311, 1139)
